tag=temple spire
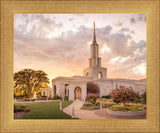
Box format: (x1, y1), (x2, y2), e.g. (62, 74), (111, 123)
(93, 22), (97, 43)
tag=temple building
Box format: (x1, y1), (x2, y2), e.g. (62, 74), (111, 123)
(41, 23), (146, 100)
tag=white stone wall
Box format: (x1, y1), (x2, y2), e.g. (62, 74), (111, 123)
(50, 77), (146, 101)
(41, 88), (52, 97)
(52, 80), (61, 97)
(92, 79), (146, 97)
(67, 82), (87, 101)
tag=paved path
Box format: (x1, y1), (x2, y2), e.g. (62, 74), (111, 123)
(63, 101), (108, 119)
(63, 101), (146, 119)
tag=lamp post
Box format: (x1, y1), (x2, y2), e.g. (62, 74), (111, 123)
(100, 102), (102, 110)
(72, 106), (74, 118)
(60, 101), (62, 110)
(83, 98), (85, 103)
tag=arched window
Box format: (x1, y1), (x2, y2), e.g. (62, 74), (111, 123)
(54, 85), (56, 96)
(50, 91), (52, 97)
(65, 84), (69, 97)
(43, 91), (46, 96)
(86, 72), (89, 76)
(98, 72), (102, 79)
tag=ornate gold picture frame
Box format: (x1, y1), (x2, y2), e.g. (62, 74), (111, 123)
(0, 0), (159, 132)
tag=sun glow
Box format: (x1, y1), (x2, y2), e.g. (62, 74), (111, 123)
(133, 63), (146, 75)
(110, 57), (120, 63)
(127, 39), (132, 46)
(101, 45), (111, 53)
(110, 56), (131, 64)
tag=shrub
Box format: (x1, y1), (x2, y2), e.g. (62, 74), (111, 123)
(23, 98), (29, 101)
(87, 82), (100, 94)
(135, 96), (141, 103)
(18, 108), (24, 112)
(95, 98), (101, 105)
(102, 95), (112, 99)
(141, 92), (146, 104)
(95, 98), (113, 108)
(84, 102), (93, 106)
(31, 99), (35, 101)
(108, 103), (145, 111)
(103, 100), (113, 108)
(86, 93), (98, 104)
(86, 98), (96, 104)
(110, 85), (139, 106)
(23, 98), (35, 101)
(14, 105), (19, 112)
(19, 105), (26, 109)
(41, 96), (47, 98)
(14, 104), (31, 112)
(24, 107), (31, 112)
(86, 93), (98, 99)
(64, 96), (68, 100)
(48, 97), (53, 100)
(53, 94), (61, 100)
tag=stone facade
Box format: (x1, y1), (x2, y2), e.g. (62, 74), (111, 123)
(42, 22), (146, 100)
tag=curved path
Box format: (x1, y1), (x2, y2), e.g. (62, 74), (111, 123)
(63, 100), (106, 119)
(63, 101), (146, 119)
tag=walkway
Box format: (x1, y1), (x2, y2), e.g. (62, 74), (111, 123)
(63, 100), (108, 119)
(63, 101), (146, 119)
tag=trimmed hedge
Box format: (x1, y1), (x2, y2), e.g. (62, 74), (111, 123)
(53, 95), (61, 100)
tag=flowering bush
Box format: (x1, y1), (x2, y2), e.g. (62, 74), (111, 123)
(87, 82), (100, 94)
(110, 85), (139, 106)
(86, 93), (99, 104)
(86, 93), (98, 99)
(23, 98), (35, 101)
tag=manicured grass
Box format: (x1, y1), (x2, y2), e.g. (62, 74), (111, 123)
(15, 101), (73, 119)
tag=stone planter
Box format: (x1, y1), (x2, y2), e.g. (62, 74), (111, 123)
(106, 108), (146, 117)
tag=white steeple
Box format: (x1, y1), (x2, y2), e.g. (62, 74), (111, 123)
(90, 22), (101, 67)
(83, 22), (107, 80)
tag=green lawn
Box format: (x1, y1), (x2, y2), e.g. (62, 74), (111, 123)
(15, 101), (73, 119)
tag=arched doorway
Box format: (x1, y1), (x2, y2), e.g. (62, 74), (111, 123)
(74, 87), (81, 100)
(54, 85), (56, 96)
(98, 72), (102, 79)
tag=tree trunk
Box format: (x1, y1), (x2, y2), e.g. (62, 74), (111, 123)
(30, 92), (34, 98)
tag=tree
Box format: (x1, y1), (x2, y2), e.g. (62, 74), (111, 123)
(141, 92), (146, 104)
(110, 85), (139, 106)
(14, 69), (49, 98)
(87, 82), (100, 94)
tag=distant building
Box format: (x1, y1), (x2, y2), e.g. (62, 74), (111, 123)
(41, 22), (146, 100)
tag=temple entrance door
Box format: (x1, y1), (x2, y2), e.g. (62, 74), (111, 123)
(74, 87), (81, 100)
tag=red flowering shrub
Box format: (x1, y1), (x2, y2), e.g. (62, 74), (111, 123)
(110, 85), (139, 106)
(86, 93), (99, 104)
(87, 82), (100, 94)
(86, 93), (98, 99)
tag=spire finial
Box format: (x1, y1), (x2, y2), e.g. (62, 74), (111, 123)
(93, 21), (95, 30)
(93, 22), (96, 43)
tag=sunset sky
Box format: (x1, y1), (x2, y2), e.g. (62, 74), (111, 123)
(14, 14), (146, 85)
